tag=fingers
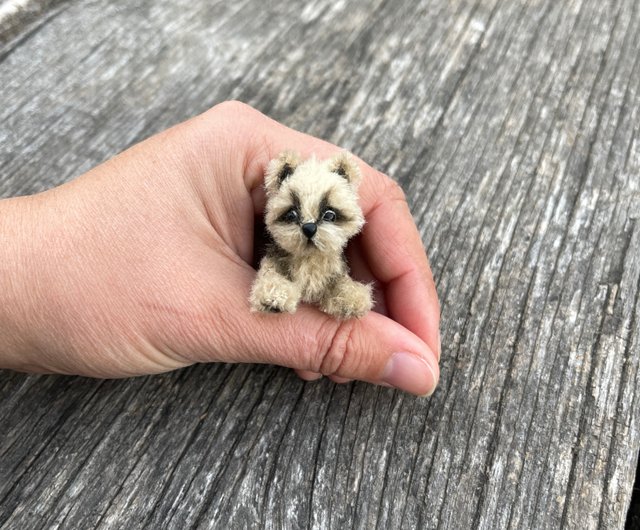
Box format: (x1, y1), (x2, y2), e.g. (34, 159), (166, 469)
(295, 369), (323, 381)
(294, 370), (352, 384)
(294, 371), (352, 385)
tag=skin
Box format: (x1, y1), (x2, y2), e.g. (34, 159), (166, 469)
(0, 101), (441, 396)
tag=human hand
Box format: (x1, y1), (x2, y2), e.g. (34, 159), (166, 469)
(0, 102), (440, 396)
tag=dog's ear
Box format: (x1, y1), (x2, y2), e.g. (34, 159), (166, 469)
(329, 152), (361, 189)
(265, 152), (300, 195)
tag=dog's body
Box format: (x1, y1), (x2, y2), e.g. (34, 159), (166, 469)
(250, 152), (372, 319)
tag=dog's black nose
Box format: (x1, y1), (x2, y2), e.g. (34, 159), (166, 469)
(302, 222), (317, 239)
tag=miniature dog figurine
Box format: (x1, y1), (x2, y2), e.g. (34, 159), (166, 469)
(250, 152), (373, 319)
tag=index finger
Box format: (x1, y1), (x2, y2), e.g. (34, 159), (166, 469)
(358, 174), (441, 360)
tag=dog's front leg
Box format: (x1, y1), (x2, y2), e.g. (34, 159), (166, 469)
(320, 275), (372, 319)
(250, 257), (301, 313)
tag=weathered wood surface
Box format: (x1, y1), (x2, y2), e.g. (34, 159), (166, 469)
(1, 0), (640, 528)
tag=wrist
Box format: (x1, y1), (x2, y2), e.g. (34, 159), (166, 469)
(0, 195), (44, 371)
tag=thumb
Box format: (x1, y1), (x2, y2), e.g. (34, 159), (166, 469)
(226, 291), (440, 397)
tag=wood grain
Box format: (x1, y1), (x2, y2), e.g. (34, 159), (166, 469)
(1, 0), (639, 528)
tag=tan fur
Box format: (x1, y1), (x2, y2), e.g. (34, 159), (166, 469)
(250, 152), (373, 319)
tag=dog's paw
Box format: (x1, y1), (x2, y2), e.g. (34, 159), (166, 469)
(321, 280), (372, 319)
(250, 280), (300, 314)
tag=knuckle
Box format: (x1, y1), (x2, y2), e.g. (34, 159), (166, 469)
(384, 177), (408, 203)
(202, 101), (272, 186)
(366, 176), (411, 222)
(212, 99), (257, 119)
(367, 172), (410, 213)
(315, 318), (358, 376)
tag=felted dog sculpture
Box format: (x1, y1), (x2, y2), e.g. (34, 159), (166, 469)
(250, 152), (373, 319)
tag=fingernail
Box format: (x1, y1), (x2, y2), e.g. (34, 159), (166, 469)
(382, 352), (438, 396)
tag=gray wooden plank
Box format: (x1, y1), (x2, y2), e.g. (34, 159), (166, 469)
(1, 0), (639, 528)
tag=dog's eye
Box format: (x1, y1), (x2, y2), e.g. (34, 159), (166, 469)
(322, 209), (337, 222)
(283, 209), (299, 223)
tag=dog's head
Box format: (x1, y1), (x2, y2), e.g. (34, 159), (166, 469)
(264, 152), (365, 256)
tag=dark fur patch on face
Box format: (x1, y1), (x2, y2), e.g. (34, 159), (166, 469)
(327, 208), (348, 222)
(319, 192), (349, 223)
(290, 190), (301, 211)
(318, 194), (329, 217)
(334, 161), (348, 178)
(275, 191), (302, 224)
(278, 163), (295, 184)
(276, 208), (298, 224)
